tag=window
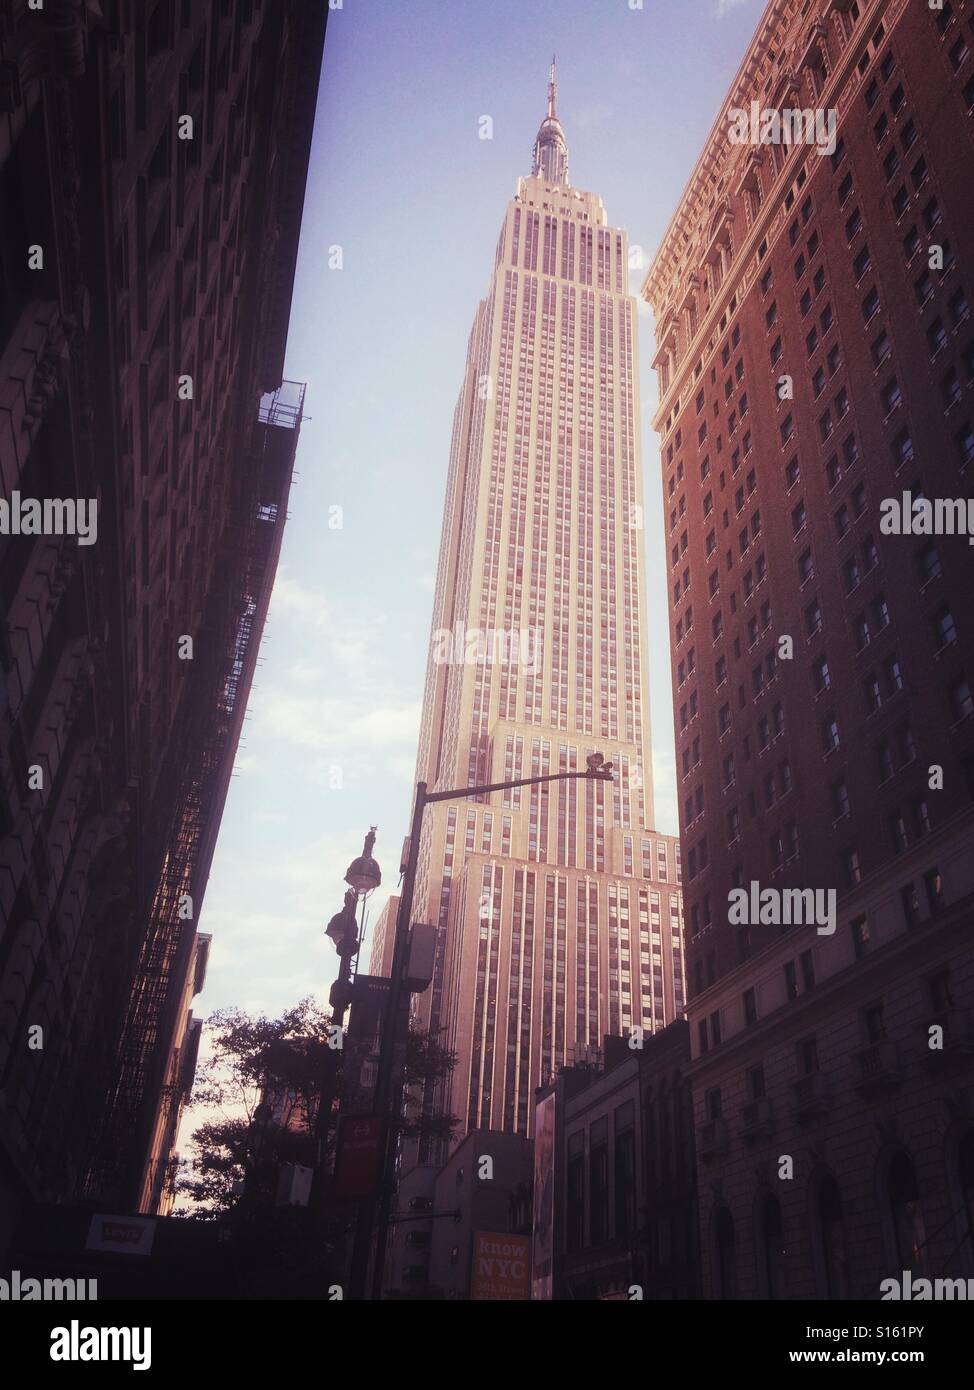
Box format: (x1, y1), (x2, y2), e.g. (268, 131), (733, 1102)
(891, 427), (914, 469)
(951, 677), (974, 722)
(910, 156), (928, 191)
(933, 606), (957, 648)
(784, 961), (798, 1000)
(864, 672), (882, 713)
(853, 244), (872, 281)
(822, 716), (840, 754)
(716, 1208), (737, 1299)
(832, 779), (850, 820)
(888, 1153), (927, 1276)
(915, 270), (934, 307)
(862, 286), (881, 321)
(881, 377), (902, 414)
(589, 1120), (609, 1244)
(743, 988), (757, 1027)
(949, 287), (970, 327)
(939, 369), (961, 411)
(949, 34), (969, 71)
(845, 208), (862, 241)
(929, 971), (952, 1016)
(927, 317), (947, 356)
(819, 1177), (849, 1299)
(958, 421), (974, 470)
(851, 915), (870, 959)
(842, 847), (861, 886)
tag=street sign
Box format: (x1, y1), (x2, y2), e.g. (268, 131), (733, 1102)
(333, 1114), (384, 1199)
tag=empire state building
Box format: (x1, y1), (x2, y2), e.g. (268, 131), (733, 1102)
(405, 66), (684, 1149)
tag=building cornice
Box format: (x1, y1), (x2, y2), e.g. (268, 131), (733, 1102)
(645, 0), (903, 432)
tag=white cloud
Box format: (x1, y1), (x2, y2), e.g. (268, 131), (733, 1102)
(717, 0), (753, 15)
(256, 690), (421, 752)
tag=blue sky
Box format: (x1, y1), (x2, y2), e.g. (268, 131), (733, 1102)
(192, 0), (766, 1023)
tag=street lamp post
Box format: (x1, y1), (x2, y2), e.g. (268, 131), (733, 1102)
(312, 831), (381, 1214)
(366, 754), (614, 1300)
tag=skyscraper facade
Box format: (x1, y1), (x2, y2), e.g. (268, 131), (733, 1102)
(643, 0), (974, 1297)
(410, 67), (684, 1153)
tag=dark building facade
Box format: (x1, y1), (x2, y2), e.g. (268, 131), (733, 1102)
(0, 0), (324, 1255)
(643, 0), (974, 1296)
(536, 1025), (698, 1300)
(638, 1019), (698, 1300)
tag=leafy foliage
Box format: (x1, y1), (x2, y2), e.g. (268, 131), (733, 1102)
(177, 996), (458, 1216)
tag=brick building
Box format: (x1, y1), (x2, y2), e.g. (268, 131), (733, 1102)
(537, 1025), (698, 1301)
(0, 0), (324, 1253)
(642, 0), (974, 1296)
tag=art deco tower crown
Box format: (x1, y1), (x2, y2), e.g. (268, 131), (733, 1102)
(531, 56), (569, 186)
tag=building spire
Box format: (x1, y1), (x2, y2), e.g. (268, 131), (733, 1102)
(532, 56), (569, 186)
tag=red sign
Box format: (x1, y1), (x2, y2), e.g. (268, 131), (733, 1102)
(471, 1232), (531, 1300)
(333, 1115), (384, 1199)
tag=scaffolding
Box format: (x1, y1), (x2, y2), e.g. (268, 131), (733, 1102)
(85, 384), (304, 1204)
(258, 379), (306, 430)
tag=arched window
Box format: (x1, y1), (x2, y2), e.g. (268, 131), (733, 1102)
(759, 1193), (786, 1299)
(715, 1207), (736, 1299)
(819, 1176), (849, 1298)
(889, 1152), (927, 1275)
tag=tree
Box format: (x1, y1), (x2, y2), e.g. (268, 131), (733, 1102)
(177, 997), (330, 1217)
(177, 997), (458, 1217)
